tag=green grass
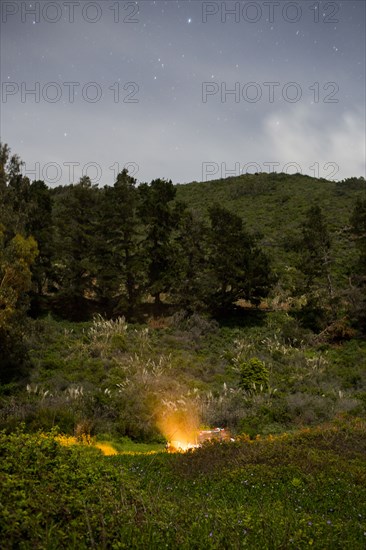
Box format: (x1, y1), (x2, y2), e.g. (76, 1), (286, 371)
(1, 419), (365, 548)
(95, 436), (165, 454)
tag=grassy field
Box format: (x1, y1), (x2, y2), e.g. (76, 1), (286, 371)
(1, 418), (366, 549)
(1, 308), (366, 548)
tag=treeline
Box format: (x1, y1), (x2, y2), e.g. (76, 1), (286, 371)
(0, 143), (366, 380)
(0, 144), (273, 318)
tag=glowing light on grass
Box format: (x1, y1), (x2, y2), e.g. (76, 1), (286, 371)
(55, 434), (118, 456)
(156, 404), (201, 452)
(94, 443), (118, 456)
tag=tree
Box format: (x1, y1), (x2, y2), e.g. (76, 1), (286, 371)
(139, 179), (183, 306)
(0, 143), (42, 381)
(347, 197), (366, 331)
(207, 205), (273, 311)
(0, 144), (54, 313)
(171, 210), (211, 312)
(0, 226), (38, 382)
(0, 142), (30, 234)
(97, 169), (145, 319)
(0, 229), (38, 329)
(52, 177), (100, 318)
(25, 180), (54, 314)
(298, 206), (333, 297)
(0, 143), (10, 197)
(295, 205), (334, 328)
(350, 197), (366, 277)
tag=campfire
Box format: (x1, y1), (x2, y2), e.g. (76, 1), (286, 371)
(156, 400), (232, 453)
(166, 428), (232, 453)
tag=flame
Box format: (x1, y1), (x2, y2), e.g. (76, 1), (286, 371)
(168, 440), (200, 452)
(156, 405), (200, 453)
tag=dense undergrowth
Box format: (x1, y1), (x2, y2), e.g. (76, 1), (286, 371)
(1, 307), (365, 548)
(0, 418), (365, 549)
(1, 312), (365, 442)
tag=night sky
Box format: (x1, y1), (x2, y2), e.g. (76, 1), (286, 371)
(1, 0), (365, 185)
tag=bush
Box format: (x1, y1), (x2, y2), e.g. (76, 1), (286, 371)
(0, 428), (142, 548)
(238, 358), (269, 393)
(0, 326), (31, 384)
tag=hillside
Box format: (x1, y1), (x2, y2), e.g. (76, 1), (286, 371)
(1, 163), (366, 548)
(176, 173), (366, 281)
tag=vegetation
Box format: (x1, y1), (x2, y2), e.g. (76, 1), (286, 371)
(1, 419), (366, 548)
(0, 310), (365, 441)
(0, 143), (365, 546)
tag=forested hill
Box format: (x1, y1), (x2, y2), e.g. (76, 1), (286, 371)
(1, 141), (366, 354)
(175, 173), (366, 296)
(176, 174), (366, 225)
(177, 172), (364, 252)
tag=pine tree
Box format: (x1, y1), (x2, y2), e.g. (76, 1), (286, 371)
(171, 210), (211, 312)
(25, 180), (54, 313)
(295, 205), (334, 329)
(139, 179), (182, 306)
(97, 169), (145, 318)
(298, 205), (333, 298)
(52, 176), (100, 318)
(207, 205), (273, 311)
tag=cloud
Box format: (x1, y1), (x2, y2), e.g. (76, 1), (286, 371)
(263, 104), (366, 180)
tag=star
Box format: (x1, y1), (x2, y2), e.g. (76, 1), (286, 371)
(187, 18), (192, 24)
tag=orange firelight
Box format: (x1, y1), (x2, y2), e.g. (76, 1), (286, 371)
(156, 405), (200, 452)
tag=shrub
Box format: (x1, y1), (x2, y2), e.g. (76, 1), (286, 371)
(238, 358), (269, 393)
